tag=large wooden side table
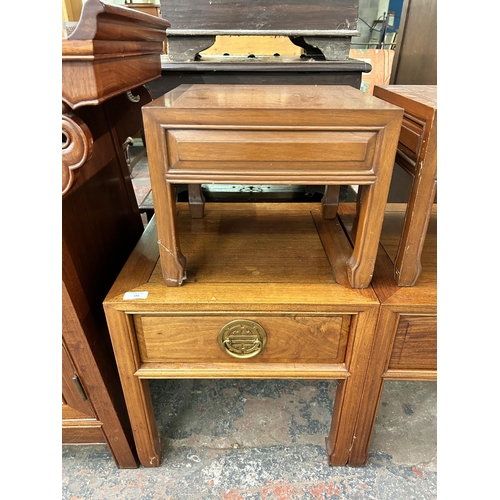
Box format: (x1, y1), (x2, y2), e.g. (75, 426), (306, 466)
(337, 202), (436, 466)
(142, 84), (403, 289)
(373, 85), (437, 286)
(103, 202), (381, 467)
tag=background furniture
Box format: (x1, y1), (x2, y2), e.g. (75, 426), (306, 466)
(142, 0), (372, 209)
(373, 84), (437, 286)
(142, 84), (403, 289)
(160, 0), (359, 63)
(103, 202), (381, 467)
(337, 202), (436, 465)
(62, 0), (169, 468)
(390, 0), (437, 85)
(121, 2), (167, 53)
(122, 1), (161, 17)
(149, 0), (371, 97)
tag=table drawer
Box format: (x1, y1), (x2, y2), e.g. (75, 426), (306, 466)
(388, 315), (436, 371)
(135, 314), (350, 364)
(397, 114), (424, 164)
(166, 129), (377, 176)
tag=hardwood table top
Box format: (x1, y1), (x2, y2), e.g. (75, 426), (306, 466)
(105, 202), (379, 310)
(145, 83), (403, 113)
(374, 85), (437, 109)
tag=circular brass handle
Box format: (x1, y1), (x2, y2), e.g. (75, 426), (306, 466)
(218, 320), (267, 359)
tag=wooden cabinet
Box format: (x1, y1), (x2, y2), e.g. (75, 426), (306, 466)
(62, 340), (106, 445)
(62, 0), (169, 468)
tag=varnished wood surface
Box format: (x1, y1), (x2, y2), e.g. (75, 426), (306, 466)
(147, 83), (402, 113)
(136, 314), (349, 364)
(105, 203), (379, 305)
(339, 203), (437, 307)
(375, 85), (437, 109)
(62, 2), (166, 465)
(159, 0), (358, 32)
(373, 85), (437, 286)
(337, 202), (436, 466)
(62, 0), (169, 109)
(62, 90), (147, 467)
(104, 202), (381, 467)
(142, 84), (403, 288)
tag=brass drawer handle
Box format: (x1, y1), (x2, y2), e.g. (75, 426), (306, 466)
(218, 320), (267, 359)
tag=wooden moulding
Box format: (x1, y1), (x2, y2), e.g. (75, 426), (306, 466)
(62, 0), (170, 109)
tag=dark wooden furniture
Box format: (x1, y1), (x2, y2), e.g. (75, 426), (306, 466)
(148, 0), (371, 98)
(142, 84), (403, 289)
(337, 202), (436, 466)
(146, 58), (371, 99)
(373, 85), (437, 286)
(160, 0), (359, 62)
(62, 0), (169, 468)
(103, 202), (381, 467)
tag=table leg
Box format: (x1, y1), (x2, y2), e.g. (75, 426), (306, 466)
(347, 183), (388, 289)
(104, 306), (162, 467)
(321, 185), (340, 219)
(347, 110), (400, 289)
(188, 184), (205, 219)
(326, 306), (379, 466)
(394, 137), (437, 285)
(340, 308), (400, 466)
(157, 182), (187, 286)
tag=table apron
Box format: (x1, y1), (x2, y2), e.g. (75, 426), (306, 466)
(164, 173), (377, 184)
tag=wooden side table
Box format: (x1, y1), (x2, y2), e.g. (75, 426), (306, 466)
(373, 85), (437, 286)
(103, 202), (381, 467)
(337, 202), (436, 466)
(142, 84), (403, 289)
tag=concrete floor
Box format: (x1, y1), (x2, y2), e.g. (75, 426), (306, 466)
(62, 379), (437, 499)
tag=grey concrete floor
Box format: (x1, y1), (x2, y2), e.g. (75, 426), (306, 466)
(62, 379), (437, 499)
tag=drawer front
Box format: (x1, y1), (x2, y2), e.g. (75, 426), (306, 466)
(388, 315), (436, 371)
(166, 129), (378, 179)
(397, 114), (424, 164)
(135, 315), (350, 364)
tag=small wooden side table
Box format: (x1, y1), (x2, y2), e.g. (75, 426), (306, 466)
(103, 202), (381, 467)
(142, 84), (403, 289)
(373, 85), (437, 286)
(337, 202), (436, 466)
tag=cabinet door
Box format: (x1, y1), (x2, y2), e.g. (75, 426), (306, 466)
(62, 342), (96, 420)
